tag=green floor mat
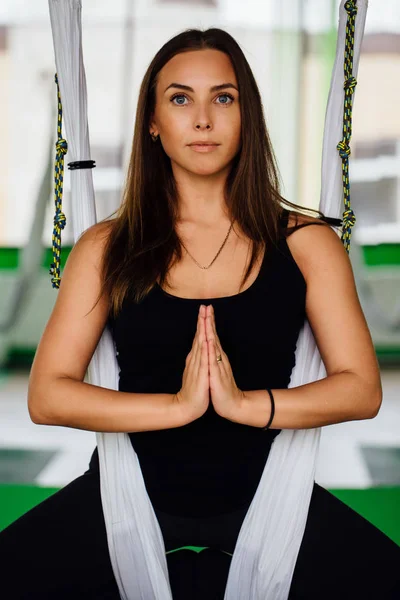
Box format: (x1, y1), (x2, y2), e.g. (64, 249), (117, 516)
(330, 487), (400, 546)
(1, 484), (399, 548)
(0, 483), (60, 531)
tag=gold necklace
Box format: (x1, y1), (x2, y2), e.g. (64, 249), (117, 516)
(177, 221), (235, 270)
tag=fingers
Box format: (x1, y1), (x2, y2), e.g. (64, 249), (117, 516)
(205, 305), (222, 356)
(196, 305), (207, 365)
(210, 307), (220, 344)
(190, 306), (202, 352)
(208, 334), (227, 377)
(190, 304), (222, 367)
(195, 307), (208, 377)
(191, 305), (206, 365)
(197, 305), (207, 348)
(200, 337), (208, 373)
(206, 307), (228, 376)
(191, 308), (201, 364)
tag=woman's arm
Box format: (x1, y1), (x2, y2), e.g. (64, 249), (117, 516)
(31, 377), (181, 433)
(237, 215), (382, 430)
(28, 222), (183, 432)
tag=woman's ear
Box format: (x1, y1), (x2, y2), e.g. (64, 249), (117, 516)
(149, 116), (158, 137)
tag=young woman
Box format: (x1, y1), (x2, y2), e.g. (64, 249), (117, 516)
(1, 28), (399, 599)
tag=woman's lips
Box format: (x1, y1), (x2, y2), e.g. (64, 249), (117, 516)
(188, 144), (220, 153)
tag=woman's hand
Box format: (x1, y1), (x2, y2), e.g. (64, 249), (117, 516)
(175, 305), (210, 423)
(204, 304), (244, 421)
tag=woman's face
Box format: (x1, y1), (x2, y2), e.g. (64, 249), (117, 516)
(149, 49), (241, 176)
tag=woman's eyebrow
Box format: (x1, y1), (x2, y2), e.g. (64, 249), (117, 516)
(164, 82), (238, 93)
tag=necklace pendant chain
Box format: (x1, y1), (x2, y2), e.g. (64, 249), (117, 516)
(179, 221), (234, 270)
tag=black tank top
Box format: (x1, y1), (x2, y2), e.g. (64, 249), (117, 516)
(90, 214), (307, 517)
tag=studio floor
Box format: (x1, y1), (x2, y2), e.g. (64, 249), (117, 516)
(0, 367), (399, 545)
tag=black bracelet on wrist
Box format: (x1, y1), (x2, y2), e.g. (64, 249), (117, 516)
(262, 388), (275, 430)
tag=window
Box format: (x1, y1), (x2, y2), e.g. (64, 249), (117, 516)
(157, 0), (216, 5)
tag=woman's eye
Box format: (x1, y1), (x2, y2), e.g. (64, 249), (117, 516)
(171, 94), (188, 106)
(216, 93), (234, 105)
(170, 93), (234, 106)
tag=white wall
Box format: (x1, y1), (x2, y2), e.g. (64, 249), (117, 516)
(2, 0), (400, 245)
(2, 0), (295, 245)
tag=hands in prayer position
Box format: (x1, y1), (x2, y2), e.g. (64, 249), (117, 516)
(175, 304), (244, 423)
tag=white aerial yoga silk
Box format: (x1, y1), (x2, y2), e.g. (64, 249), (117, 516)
(48, 1), (367, 598)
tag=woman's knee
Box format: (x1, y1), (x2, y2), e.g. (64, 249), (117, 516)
(0, 472), (116, 597)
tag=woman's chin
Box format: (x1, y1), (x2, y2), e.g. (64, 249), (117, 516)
(185, 159), (231, 177)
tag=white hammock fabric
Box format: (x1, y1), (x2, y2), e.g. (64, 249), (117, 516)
(48, 1), (367, 598)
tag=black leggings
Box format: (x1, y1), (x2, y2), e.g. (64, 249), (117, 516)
(1, 467), (399, 599)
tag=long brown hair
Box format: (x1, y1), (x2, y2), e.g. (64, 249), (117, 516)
(96, 27), (332, 318)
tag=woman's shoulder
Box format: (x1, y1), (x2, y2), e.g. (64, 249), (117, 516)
(64, 219), (116, 294)
(77, 218), (115, 246)
(280, 208), (347, 286)
(71, 219), (117, 272)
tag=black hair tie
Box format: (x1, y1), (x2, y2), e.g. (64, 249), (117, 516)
(67, 160), (96, 170)
(262, 388), (275, 430)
